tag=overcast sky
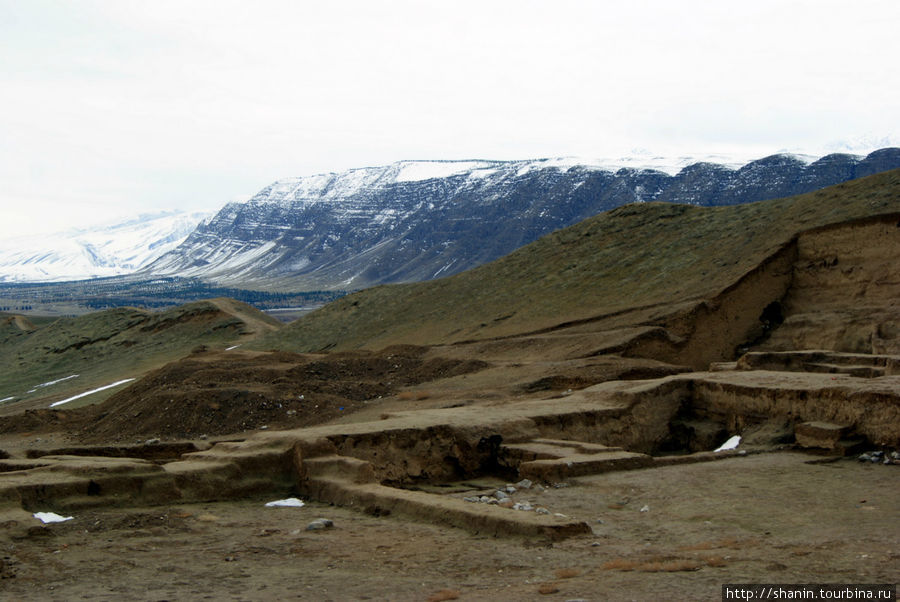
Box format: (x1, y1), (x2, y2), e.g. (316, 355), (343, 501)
(1, 0), (898, 238)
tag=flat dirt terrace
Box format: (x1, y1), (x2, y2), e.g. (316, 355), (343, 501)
(2, 452), (896, 601)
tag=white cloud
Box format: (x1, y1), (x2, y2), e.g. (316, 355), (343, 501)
(1, 0), (898, 238)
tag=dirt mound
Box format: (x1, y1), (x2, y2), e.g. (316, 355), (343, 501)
(75, 346), (489, 442)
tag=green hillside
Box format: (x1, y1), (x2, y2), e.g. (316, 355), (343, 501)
(0, 299), (280, 412)
(253, 169), (900, 352)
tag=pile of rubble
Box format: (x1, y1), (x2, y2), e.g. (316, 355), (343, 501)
(857, 450), (900, 465)
(462, 479), (565, 515)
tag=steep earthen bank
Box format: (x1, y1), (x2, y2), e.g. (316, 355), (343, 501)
(761, 215), (900, 354)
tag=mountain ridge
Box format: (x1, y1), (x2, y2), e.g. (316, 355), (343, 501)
(0, 210), (211, 283)
(145, 149), (900, 291)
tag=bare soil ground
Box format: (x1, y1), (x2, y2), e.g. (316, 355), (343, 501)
(2, 452), (896, 601)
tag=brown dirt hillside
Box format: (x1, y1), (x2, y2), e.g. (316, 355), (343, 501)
(77, 345), (488, 442)
(252, 168), (900, 353)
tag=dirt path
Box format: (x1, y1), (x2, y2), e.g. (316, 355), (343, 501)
(209, 297), (282, 339)
(3, 452), (896, 601)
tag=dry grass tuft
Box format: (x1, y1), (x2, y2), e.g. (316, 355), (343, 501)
(601, 558), (639, 571)
(426, 588), (460, 601)
(703, 555), (728, 567)
(397, 390), (431, 401)
(602, 556), (703, 572)
(678, 536), (746, 551)
(537, 582), (561, 595)
(554, 568), (581, 579)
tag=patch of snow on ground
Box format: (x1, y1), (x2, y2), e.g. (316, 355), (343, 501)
(394, 161), (498, 183)
(265, 498), (305, 508)
(714, 435), (741, 452)
(34, 512), (74, 523)
(0, 396), (15, 403)
(32, 374), (80, 390)
(49, 379), (136, 408)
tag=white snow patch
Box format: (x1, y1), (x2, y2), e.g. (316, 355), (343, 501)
(33, 512), (74, 523)
(49, 379), (136, 408)
(394, 160), (496, 183)
(466, 167), (499, 180)
(714, 435), (741, 452)
(265, 498), (305, 508)
(32, 374), (80, 390)
(225, 344), (242, 351)
(0, 396), (15, 403)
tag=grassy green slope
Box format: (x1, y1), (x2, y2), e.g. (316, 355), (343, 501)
(0, 299), (280, 410)
(253, 168), (900, 352)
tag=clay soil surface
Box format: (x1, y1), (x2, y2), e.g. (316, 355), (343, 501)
(3, 452), (896, 601)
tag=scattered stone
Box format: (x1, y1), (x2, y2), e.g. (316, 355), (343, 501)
(145, 438), (160, 445)
(513, 502), (534, 512)
(487, 498), (499, 505)
(463, 496), (479, 503)
(553, 482), (569, 489)
(516, 478), (533, 489)
(857, 450), (900, 464)
(306, 518), (334, 531)
(498, 499), (514, 509)
(495, 490), (509, 500)
(535, 507), (550, 515)
(640, 505), (650, 513)
(505, 486), (517, 494)
(479, 496), (491, 503)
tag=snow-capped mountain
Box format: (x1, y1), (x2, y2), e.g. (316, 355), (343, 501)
(144, 148), (900, 291)
(0, 211), (211, 282)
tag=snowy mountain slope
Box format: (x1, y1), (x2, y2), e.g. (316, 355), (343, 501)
(0, 211), (211, 282)
(144, 149), (900, 291)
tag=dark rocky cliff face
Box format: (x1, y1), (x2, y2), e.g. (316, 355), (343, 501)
(145, 149), (900, 291)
